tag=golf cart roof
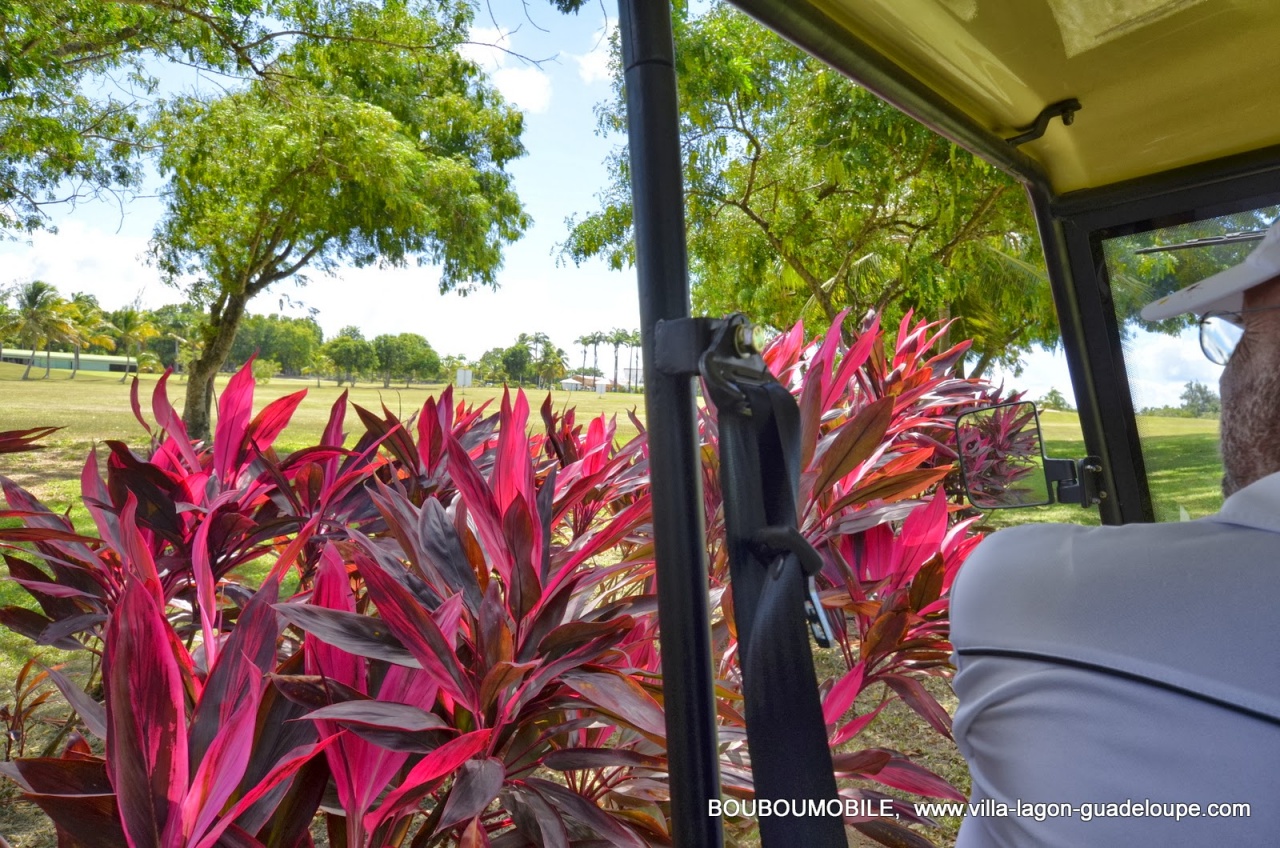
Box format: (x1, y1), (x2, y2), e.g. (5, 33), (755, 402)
(727, 0), (1280, 196)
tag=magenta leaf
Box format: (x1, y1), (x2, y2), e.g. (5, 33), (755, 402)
(104, 578), (189, 848)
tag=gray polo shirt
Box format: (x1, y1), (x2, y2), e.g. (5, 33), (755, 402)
(951, 471), (1280, 847)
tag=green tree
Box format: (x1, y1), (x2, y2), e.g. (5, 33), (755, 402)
(11, 280), (73, 380)
(574, 334), (593, 376)
(535, 344), (569, 387)
(324, 327), (377, 387)
(109, 307), (160, 383)
(66, 293), (117, 379)
(149, 1), (528, 439)
(303, 352), (335, 388)
(146, 302), (207, 372)
(564, 4), (1055, 375)
(501, 342), (532, 386)
(1037, 388), (1075, 412)
(626, 328), (642, 391)
(373, 332), (438, 387)
(475, 347), (508, 384)
(607, 327), (630, 392)
(0, 295), (16, 365)
(1180, 381), (1220, 417)
(586, 331), (607, 377)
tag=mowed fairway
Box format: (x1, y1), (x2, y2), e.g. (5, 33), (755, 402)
(0, 361), (647, 509)
(983, 409), (1223, 528)
(1, 365), (1224, 522)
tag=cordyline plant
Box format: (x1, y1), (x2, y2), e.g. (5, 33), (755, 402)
(0, 311), (1010, 848)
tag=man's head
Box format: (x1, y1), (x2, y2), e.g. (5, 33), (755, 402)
(1218, 275), (1280, 494)
(1141, 219), (1280, 495)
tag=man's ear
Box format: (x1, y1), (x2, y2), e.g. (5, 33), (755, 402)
(1242, 274), (1280, 309)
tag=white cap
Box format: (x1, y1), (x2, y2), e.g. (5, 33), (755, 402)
(1139, 218), (1280, 321)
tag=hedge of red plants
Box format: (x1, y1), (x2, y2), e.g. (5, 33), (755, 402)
(0, 312), (1007, 848)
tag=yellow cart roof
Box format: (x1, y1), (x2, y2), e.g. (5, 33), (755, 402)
(732, 0), (1280, 195)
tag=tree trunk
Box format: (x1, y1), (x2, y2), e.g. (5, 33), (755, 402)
(183, 293), (248, 441)
(120, 350), (132, 383)
(71, 344), (80, 379)
(21, 348), (34, 380)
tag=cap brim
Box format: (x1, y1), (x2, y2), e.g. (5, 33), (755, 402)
(1139, 261), (1270, 321)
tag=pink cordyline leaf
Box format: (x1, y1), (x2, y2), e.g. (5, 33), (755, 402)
(831, 700), (888, 748)
(213, 359), (257, 482)
(190, 493), (248, 670)
(358, 552), (474, 708)
(822, 662), (866, 726)
(129, 377), (154, 438)
(760, 318), (806, 380)
(151, 371), (202, 472)
(492, 388), (536, 515)
(445, 433), (514, 583)
(0, 425), (59, 454)
(189, 577), (281, 766)
(797, 308), (850, 470)
(104, 578), (189, 848)
(244, 390), (307, 457)
(80, 447), (124, 554)
(559, 669), (667, 739)
(118, 494), (162, 601)
(179, 675), (262, 846)
(887, 493), (949, 591)
(823, 314), (881, 412)
(192, 736), (338, 848)
(362, 729), (493, 837)
(882, 674), (952, 740)
(872, 757), (966, 801)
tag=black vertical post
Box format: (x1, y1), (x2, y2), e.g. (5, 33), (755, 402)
(618, 3), (723, 847)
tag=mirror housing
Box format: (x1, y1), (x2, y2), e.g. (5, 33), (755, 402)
(955, 401), (1103, 510)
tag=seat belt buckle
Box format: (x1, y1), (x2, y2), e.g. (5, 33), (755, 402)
(804, 576), (834, 649)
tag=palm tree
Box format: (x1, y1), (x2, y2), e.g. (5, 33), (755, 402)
(535, 344), (569, 387)
(0, 296), (17, 367)
(109, 307), (160, 383)
(588, 331), (607, 381)
(575, 334), (592, 377)
(607, 328), (630, 392)
(11, 280), (72, 380)
(67, 293), (116, 379)
(627, 328), (642, 391)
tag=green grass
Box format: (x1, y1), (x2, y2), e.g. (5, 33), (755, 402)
(0, 361), (647, 499)
(979, 409), (1223, 529)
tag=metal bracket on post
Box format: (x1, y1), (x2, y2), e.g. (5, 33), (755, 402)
(1046, 455), (1105, 507)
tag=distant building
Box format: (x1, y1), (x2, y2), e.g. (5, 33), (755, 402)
(0, 348), (136, 374)
(560, 374), (616, 391)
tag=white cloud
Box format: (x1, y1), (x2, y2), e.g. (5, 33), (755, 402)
(0, 219), (176, 311)
(573, 23), (617, 85)
(492, 66), (552, 113)
(461, 25), (553, 114)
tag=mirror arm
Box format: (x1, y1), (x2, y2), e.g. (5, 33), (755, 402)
(1045, 456), (1104, 508)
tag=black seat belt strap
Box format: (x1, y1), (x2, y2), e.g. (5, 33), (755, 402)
(658, 314), (845, 848)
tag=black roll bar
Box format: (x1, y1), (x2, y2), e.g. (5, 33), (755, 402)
(618, 3), (724, 847)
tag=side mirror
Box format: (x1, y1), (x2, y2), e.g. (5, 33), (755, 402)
(955, 401), (1103, 510)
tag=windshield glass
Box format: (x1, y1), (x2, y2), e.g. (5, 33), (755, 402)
(1099, 204), (1280, 521)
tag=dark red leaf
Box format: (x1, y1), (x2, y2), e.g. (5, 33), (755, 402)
(274, 603), (420, 668)
(543, 748), (665, 771)
(434, 757), (504, 834)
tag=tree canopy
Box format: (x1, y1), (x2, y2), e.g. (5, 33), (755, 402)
(147, 0), (529, 437)
(563, 2), (1057, 376)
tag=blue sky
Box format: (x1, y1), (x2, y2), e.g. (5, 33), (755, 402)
(0, 1), (636, 363)
(0, 0), (1220, 407)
